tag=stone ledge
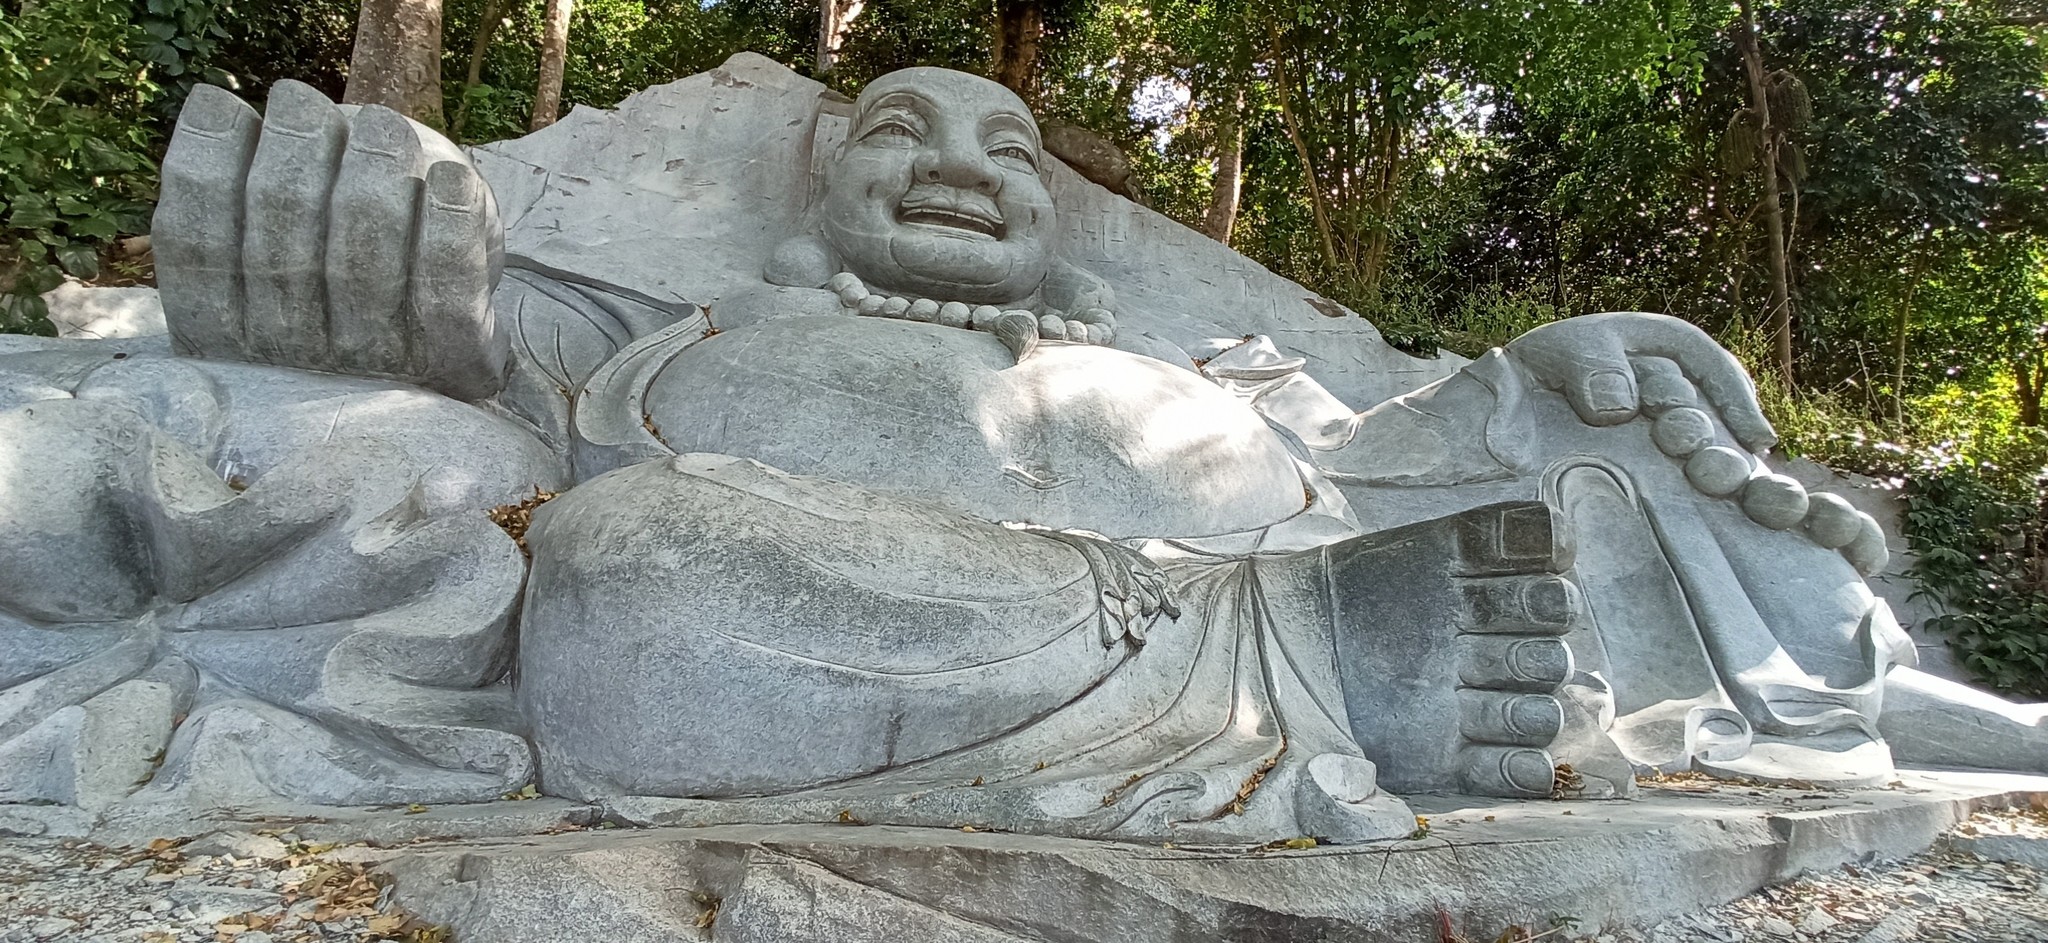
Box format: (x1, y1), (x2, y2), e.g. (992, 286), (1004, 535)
(374, 769), (2048, 943)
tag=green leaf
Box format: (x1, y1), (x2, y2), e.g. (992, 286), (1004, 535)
(53, 242), (99, 279)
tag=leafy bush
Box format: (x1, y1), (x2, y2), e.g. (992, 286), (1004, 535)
(1761, 365), (2048, 699)
(1906, 451), (2048, 698)
(0, 0), (165, 331)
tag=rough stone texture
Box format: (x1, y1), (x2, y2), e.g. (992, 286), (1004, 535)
(41, 282), (167, 340)
(629, 316), (1308, 537)
(471, 53), (1460, 413)
(154, 83), (508, 402)
(10, 54), (2048, 863)
(0, 393), (546, 828)
(1041, 120), (1139, 199)
(380, 771), (2048, 943)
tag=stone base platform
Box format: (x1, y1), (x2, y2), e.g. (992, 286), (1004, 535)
(366, 770), (2048, 943)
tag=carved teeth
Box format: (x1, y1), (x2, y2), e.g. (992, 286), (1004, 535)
(898, 205), (1002, 239)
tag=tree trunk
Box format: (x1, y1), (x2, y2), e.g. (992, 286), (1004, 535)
(450, 0), (503, 138)
(1889, 249), (1928, 422)
(529, 0), (573, 131)
(1267, 24), (1339, 277)
(1735, 0), (1795, 388)
(2018, 353), (2044, 428)
(992, 0), (1043, 102)
(816, 0), (866, 74)
(1200, 90), (1244, 244)
(343, 0), (446, 129)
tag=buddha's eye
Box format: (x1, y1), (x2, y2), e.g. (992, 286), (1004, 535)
(989, 143), (1037, 171)
(864, 120), (921, 144)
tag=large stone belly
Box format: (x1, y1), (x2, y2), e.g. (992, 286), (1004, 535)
(642, 317), (1305, 539)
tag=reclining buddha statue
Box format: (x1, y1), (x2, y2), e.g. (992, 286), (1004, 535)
(1, 53), (2041, 841)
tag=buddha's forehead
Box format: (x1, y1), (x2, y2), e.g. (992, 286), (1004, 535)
(854, 69), (1038, 140)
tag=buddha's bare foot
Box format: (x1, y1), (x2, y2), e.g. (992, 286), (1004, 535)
(1327, 501), (1596, 798)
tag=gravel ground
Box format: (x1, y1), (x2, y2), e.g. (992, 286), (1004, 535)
(2, 811), (2046, 942)
(0, 831), (437, 943)
(1567, 810), (2048, 943)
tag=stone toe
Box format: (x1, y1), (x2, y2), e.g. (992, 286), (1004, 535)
(1463, 574), (1582, 635)
(1460, 745), (1556, 798)
(1459, 636), (1574, 692)
(1460, 690), (1565, 745)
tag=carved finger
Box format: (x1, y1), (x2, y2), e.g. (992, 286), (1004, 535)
(242, 80), (349, 366)
(410, 160), (508, 401)
(1633, 356), (1700, 416)
(155, 85), (261, 360)
(326, 105), (425, 378)
(985, 310), (1039, 361)
(1518, 325), (1639, 427)
(1622, 314), (1778, 452)
(1037, 313), (1068, 340)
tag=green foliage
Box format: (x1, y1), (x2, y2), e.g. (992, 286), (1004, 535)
(0, 0), (164, 331)
(1907, 448), (2048, 699)
(1761, 364), (2048, 699)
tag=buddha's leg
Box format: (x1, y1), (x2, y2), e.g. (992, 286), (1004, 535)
(518, 452), (1150, 801)
(0, 398), (532, 809)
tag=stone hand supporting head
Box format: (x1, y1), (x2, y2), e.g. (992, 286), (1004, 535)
(154, 82), (509, 402)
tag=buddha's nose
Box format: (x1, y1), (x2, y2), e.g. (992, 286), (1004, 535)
(912, 140), (1002, 196)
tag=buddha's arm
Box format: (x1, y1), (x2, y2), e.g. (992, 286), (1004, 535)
(1205, 313), (1779, 489)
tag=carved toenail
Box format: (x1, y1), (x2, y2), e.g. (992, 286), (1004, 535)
(1508, 638), (1573, 685)
(1518, 576), (1580, 628)
(1498, 749), (1555, 795)
(1462, 690), (1563, 744)
(1462, 747), (1555, 798)
(1587, 370), (1635, 414)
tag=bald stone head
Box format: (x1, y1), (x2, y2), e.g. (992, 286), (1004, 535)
(820, 68), (1057, 306)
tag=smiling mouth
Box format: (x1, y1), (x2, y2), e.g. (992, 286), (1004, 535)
(896, 203), (1005, 240)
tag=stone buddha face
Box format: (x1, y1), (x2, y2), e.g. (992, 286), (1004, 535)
(820, 69), (1057, 306)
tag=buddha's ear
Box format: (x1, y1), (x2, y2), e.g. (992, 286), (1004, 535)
(1042, 256), (1115, 315)
(763, 232), (837, 288)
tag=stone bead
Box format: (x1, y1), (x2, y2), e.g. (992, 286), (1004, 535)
(906, 298), (940, 322)
(1037, 313), (1067, 340)
(879, 296), (911, 319)
(938, 301), (972, 328)
(1802, 492), (1862, 549)
(1651, 407), (1715, 458)
(1844, 514), (1890, 576)
(857, 294), (887, 317)
(971, 305), (1002, 330)
(1685, 446), (1753, 497)
(1740, 473), (1809, 530)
